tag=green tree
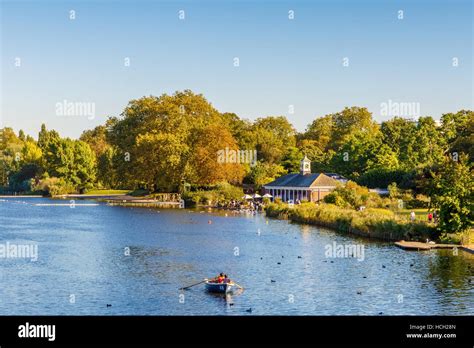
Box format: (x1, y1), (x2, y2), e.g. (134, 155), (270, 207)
(21, 140), (43, 165)
(80, 125), (115, 187)
(330, 132), (381, 177)
(0, 128), (24, 187)
(221, 112), (256, 150)
(431, 155), (474, 233)
(281, 146), (303, 173)
(80, 125), (110, 158)
(107, 90), (234, 191)
(410, 117), (445, 167)
(46, 138), (96, 191)
(297, 139), (333, 172)
(253, 116), (296, 164)
(441, 110), (474, 161)
(18, 129), (26, 142)
(329, 107), (379, 150)
(381, 117), (417, 165)
(366, 143), (399, 171)
(246, 162), (286, 188)
(302, 115), (333, 151)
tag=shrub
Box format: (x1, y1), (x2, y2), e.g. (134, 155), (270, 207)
(33, 177), (76, 196)
(182, 183), (243, 206)
(323, 181), (369, 209)
(265, 202), (439, 242)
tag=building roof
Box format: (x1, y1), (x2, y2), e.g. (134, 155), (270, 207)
(264, 173), (339, 188)
(324, 173), (348, 183)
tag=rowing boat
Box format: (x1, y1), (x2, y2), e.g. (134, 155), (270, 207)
(205, 280), (234, 293)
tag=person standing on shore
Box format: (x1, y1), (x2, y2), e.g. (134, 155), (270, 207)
(428, 212), (433, 223)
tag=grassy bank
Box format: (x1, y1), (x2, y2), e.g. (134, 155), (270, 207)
(265, 202), (439, 242)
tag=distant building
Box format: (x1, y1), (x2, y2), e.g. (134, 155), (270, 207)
(263, 156), (340, 202)
(324, 173), (348, 184)
(369, 188), (389, 195)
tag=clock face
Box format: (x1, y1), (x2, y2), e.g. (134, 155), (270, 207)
(304, 163), (310, 169)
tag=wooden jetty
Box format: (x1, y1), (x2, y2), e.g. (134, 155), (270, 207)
(106, 200), (182, 208)
(105, 193), (183, 209)
(395, 240), (474, 254)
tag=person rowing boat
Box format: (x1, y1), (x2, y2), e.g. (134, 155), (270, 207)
(180, 274), (243, 293)
(205, 274), (233, 293)
(208, 272), (231, 284)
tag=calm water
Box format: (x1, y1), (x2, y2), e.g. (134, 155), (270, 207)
(0, 197), (473, 315)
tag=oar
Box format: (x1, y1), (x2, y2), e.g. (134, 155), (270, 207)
(180, 278), (207, 290)
(231, 282), (244, 290)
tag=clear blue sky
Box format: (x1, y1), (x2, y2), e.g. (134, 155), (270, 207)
(1, 0), (472, 139)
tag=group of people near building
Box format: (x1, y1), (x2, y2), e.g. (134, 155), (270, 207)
(217, 199), (264, 212)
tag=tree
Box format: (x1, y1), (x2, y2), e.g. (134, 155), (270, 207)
(107, 90), (235, 191)
(80, 125), (114, 187)
(189, 124), (245, 185)
(430, 155), (474, 233)
(21, 140), (42, 165)
(329, 107), (379, 150)
(38, 124), (60, 152)
(80, 125), (110, 158)
(45, 138), (96, 191)
(253, 116), (296, 164)
(366, 143), (399, 171)
(0, 128), (24, 187)
(18, 130), (26, 142)
(297, 139), (333, 172)
(221, 112), (256, 150)
(281, 146), (302, 173)
(410, 117), (445, 167)
(245, 162), (286, 188)
(302, 115), (333, 151)
(7, 140), (45, 191)
(330, 132), (381, 177)
(72, 140), (97, 189)
(441, 110), (474, 161)
(381, 117), (417, 165)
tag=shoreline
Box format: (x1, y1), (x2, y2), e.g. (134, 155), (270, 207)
(264, 202), (456, 242)
(0, 195), (43, 198)
(3, 195), (470, 251)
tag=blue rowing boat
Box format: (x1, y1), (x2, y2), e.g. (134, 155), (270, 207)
(205, 280), (234, 293)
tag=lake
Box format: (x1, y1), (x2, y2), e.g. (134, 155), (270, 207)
(0, 198), (473, 315)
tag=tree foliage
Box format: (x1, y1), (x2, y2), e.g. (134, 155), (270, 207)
(430, 155), (474, 233)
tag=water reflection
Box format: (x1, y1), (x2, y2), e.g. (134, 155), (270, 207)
(428, 250), (473, 286)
